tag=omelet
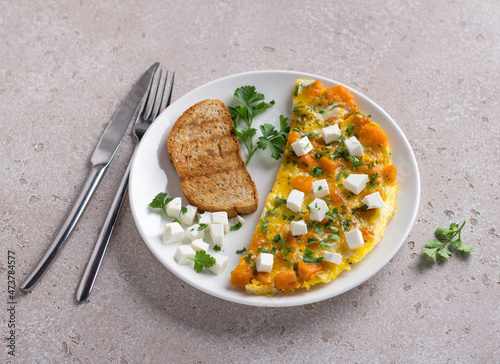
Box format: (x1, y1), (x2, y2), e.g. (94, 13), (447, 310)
(230, 79), (398, 295)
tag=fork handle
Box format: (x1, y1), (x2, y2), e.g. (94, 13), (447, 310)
(76, 153), (134, 302)
(20, 165), (106, 291)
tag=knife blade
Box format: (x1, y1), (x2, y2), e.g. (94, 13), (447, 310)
(20, 63), (159, 292)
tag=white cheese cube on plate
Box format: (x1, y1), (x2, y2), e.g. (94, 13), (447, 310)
(166, 197), (182, 218)
(362, 191), (386, 209)
(323, 251), (343, 264)
(291, 136), (314, 157)
(191, 238), (209, 252)
(312, 179), (330, 198)
(198, 211), (212, 225)
(161, 222), (184, 245)
(344, 174), (368, 194)
(210, 223), (225, 247)
(344, 136), (364, 157)
(211, 211), (229, 233)
(185, 224), (205, 241)
(208, 253), (229, 275)
(174, 245), (195, 264)
(345, 228), (365, 250)
(286, 189), (304, 213)
(321, 124), (341, 144)
(308, 198), (329, 222)
(256, 253), (274, 273)
(180, 204), (198, 225)
(290, 220), (308, 236)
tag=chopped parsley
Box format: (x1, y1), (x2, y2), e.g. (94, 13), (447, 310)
(230, 222), (243, 231)
(149, 192), (174, 215)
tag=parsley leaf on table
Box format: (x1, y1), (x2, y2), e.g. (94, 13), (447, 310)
(149, 192), (174, 215)
(422, 221), (472, 262)
(187, 250), (216, 273)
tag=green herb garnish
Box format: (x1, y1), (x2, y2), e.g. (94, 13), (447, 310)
(228, 85), (287, 164)
(187, 250), (216, 273)
(149, 192), (174, 215)
(422, 221), (472, 261)
(230, 222), (243, 231)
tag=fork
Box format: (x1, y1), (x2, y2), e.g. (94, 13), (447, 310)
(76, 68), (174, 302)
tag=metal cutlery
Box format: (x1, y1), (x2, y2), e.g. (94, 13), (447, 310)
(20, 63), (159, 292)
(76, 68), (174, 302)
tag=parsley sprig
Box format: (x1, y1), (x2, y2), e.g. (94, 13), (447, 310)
(422, 221), (472, 261)
(149, 192), (174, 215)
(228, 85), (289, 164)
(188, 250), (216, 273)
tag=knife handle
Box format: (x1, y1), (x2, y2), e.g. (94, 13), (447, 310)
(76, 157), (132, 302)
(20, 165), (107, 292)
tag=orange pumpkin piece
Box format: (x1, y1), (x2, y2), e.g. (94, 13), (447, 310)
(288, 131), (301, 145)
(230, 261), (255, 287)
(328, 189), (348, 208)
(302, 80), (323, 98)
(324, 85), (356, 109)
(297, 261), (323, 281)
(297, 154), (315, 171)
(319, 156), (340, 175)
(274, 269), (300, 290)
(358, 123), (388, 148)
(382, 164), (397, 185)
(291, 175), (315, 193)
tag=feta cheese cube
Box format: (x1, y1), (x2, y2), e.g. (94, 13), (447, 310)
(321, 124), (341, 144)
(211, 211), (229, 233)
(291, 136), (314, 157)
(166, 197), (182, 217)
(174, 245), (195, 264)
(185, 224), (205, 241)
(198, 211), (212, 225)
(323, 251), (343, 264)
(256, 253), (274, 273)
(286, 189), (304, 213)
(308, 198), (329, 222)
(161, 222), (184, 245)
(345, 228), (364, 250)
(209, 223), (225, 247)
(362, 192), (386, 209)
(209, 253), (229, 275)
(191, 238), (209, 252)
(180, 204), (198, 225)
(312, 179), (330, 198)
(290, 220), (308, 236)
(344, 136), (364, 157)
(344, 174), (368, 194)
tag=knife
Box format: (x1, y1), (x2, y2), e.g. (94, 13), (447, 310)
(20, 63), (159, 292)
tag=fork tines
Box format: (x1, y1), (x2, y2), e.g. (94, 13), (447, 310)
(143, 68), (175, 120)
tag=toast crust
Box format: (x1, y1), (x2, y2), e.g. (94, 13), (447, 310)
(167, 99), (258, 217)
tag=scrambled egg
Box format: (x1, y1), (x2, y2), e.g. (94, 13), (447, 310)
(230, 79), (398, 295)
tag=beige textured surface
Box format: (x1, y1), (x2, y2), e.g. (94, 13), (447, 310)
(1, 0), (499, 362)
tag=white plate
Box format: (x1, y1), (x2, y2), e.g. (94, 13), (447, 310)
(129, 70), (420, 307)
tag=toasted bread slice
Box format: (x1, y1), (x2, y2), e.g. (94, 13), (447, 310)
(167, 99), (258, 217)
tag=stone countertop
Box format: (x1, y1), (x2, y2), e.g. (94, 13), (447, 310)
(1, 1), (499, 362)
